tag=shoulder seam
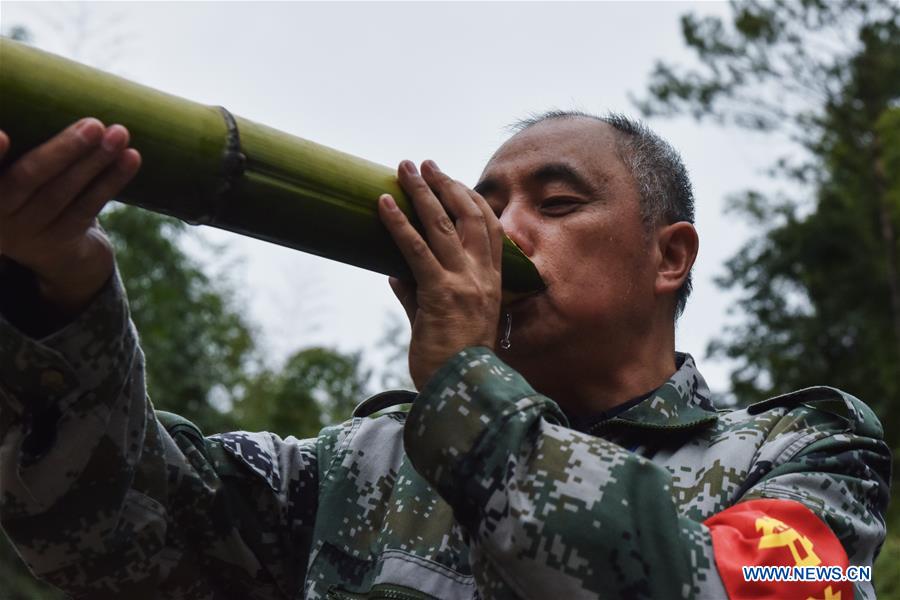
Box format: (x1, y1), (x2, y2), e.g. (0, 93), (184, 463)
(747, 386), (882, 439)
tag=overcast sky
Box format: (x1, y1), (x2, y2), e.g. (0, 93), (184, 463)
(2, 1), (796, 394)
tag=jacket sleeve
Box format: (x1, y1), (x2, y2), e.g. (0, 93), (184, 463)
(0, 263), (336, 599)
(402, 347), (890, 600)
(726, 388), (891, 600)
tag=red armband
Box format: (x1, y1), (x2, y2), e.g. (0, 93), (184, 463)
(704, 498), (851, 599)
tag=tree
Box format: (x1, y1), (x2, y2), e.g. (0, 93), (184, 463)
(637, 1), (900, 594)
(235, 347), (371, 439)
(102, 206), (255, 433)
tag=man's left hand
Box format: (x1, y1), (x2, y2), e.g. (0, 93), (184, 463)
(378, 160), (503, 390)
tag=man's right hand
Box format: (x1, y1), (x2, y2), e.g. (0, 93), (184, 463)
(0, 118), (141, 318)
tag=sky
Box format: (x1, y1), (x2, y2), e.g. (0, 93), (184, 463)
(1, 1), (796, 394)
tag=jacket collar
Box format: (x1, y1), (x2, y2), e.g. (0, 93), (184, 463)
(597, 352), (718, 431)
(354, 352), (719, 431)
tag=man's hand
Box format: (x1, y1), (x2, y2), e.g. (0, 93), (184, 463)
(0, 118), (141, 317)
(378, 160), (503, 390)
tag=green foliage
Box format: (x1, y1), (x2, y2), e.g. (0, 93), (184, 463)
(880, 108), (900, 211)
(875, 532), (900, 599)
(234, 347), (371, 439)
(710, 109), (900, 422)
(102, 206), (255, 433)
(637, 0), (899, 137)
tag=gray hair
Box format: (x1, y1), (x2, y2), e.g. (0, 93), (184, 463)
(510, 110), (695, 318)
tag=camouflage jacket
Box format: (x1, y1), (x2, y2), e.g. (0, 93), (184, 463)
(0, 272), (890, 600)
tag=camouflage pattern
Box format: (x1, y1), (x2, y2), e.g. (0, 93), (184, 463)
(0, 272), (891, 599)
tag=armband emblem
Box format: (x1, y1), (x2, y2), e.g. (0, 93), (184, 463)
(704, 498), (852, 599)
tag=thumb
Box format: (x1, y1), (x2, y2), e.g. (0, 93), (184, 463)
(389, 276), (418, 324)
(0, 130), (10, 162)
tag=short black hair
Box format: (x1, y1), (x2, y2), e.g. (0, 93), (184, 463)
(511, 110), (695, 318)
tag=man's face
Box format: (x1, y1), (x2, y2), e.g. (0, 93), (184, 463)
(476, 118), (660, 362)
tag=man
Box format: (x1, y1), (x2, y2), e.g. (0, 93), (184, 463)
(0, 113), (890, 599)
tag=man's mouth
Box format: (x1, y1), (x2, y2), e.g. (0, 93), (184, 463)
(503, 289), (544, 312)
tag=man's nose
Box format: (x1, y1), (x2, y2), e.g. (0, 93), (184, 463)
(498, 200), (534, 257)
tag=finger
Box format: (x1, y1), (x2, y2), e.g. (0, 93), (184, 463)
(396, 160), (465, 271)
(421, 160), (493, 266)
(465, 187), (504, 272)
(15, 125), (131, 234)
(46, 148), (141, 238)
(0, 130), (9, 163)
(378, 192), (443, 284)
(0, 118), (105, 216)
(389, 276), (418, 323)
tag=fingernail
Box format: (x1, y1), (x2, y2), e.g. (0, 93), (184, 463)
(75, 118), (102, 143)
(102, 126), (126, 152)
(402, 160), (418, 176)
(116, 148), (140, 172)
(381, 194), (398, 211)
(425, 159), (439, 172)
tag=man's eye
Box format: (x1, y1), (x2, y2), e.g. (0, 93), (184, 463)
(540, 197), (581, 215)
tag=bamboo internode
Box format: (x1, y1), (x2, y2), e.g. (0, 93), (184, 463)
(0, 38), (545, 296)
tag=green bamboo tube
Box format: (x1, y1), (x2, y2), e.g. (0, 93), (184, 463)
(0, 38), (545, 296)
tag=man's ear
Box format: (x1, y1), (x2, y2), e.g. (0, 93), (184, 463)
(654, 221), (699, 296)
